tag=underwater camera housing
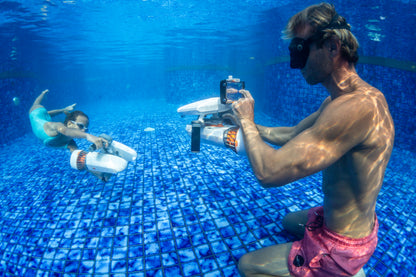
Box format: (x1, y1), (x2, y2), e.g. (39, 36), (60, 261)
(220, 75), (245, 104)
(177, 76), (246, 155)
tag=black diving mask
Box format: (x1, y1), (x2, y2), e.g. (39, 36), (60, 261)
(289, 37), (316, 69)
(289, 13), (351, 69)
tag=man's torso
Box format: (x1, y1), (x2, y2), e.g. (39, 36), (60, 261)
(320, 83), (394, 238)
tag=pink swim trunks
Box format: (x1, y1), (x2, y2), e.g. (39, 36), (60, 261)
(288, 206), (378, 277)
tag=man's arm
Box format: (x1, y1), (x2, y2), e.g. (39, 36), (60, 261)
(256, 96), (331, 146)
(233, 91), (373, 187)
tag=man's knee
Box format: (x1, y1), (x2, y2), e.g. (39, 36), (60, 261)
(282, 212), (299, 232)
(282, 209), (309, 238)
(281, 213), (292, 231)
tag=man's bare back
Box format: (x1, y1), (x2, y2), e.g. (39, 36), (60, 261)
(321, 80), (394, 238)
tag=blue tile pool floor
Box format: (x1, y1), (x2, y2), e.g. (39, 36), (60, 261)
(0, 100), (415, 276)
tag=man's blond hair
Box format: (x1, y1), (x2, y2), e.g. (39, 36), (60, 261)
(284, 2), (359, 64)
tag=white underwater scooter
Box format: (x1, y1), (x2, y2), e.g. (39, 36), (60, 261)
(70, 134), (137, 174)
(177, 76), (246, 155)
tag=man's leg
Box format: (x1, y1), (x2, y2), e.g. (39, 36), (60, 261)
(238, 209), (311, 277)
(282, 209), (310, 239)
(238, 243), (293, 277)
(29, 89), (48, 114)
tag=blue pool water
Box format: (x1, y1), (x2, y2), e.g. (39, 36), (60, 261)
(1, 0), (416, 276)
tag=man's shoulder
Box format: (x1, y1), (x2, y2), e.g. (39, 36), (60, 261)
(315, 90), (381, 139)
(331, 85), (385, 114)
(324, 92), (373, 116)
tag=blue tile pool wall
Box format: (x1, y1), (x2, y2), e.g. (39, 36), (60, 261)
(262, 63), (326, 125)
(166, 70), (230, 105)
(0, 23), (63, 147)
(0, 101), (415, 276)
(0, 76), (37, 147)
(262, 63), (416, 152)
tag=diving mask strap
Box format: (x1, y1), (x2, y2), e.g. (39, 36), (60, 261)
(319, 13), (351, 32)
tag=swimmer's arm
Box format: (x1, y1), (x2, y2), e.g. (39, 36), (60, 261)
(53, 122), (89, 139)
(48, 103), (76, 117)
(48, 109), (66, 117)
(51, 122), (106, 149)
(256, 97), (331, 146)
(242, 96), (373, 187)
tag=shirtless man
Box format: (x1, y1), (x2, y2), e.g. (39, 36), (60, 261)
(29, 89), (111, 181)
(234, 3), (394, 277)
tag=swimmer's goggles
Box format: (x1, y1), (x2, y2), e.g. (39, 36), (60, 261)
(71, 120), (88, 131)
(289, 14), (351, 69)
